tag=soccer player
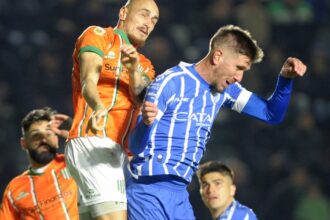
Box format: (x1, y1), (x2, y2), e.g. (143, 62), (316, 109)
(197, 161), (258, 220)
(65, 0), (159, 219)
(0, 107), (78, 220)
(127, 25), (307, 220)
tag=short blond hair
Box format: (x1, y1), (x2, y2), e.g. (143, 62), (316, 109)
(210, 25), (264, 63)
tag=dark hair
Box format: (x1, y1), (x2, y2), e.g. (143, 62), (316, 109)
(210, 25), (264, 63)
(21, 107), (56, 136)
(197, 161), (234, 183)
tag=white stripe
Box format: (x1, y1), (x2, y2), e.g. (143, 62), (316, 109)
(232, 88), (252, 113)
(147, 96), (173, 175)
(121, 109), (135, 146)
(163, 78), (185, 174)
(29, 176), (44, 220)
(51, 169), (70, 220)
(103, 34), (123, 137)
(227, 201), (237, 220)
(78, 104), (89, 136)
(154, 72), (185, 105)
(183, 90), (207, 178)
(174, 78), (195, 174)
(244, 213), (249, 220)
(7, 191), (18, 211)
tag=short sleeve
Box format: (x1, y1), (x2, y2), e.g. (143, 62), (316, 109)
(76, 26), (113, 58)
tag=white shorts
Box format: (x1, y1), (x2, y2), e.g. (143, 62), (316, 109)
(65, 136), (127, 207)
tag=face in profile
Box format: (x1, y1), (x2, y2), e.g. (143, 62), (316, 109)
(21, 120), (58, 165)
(211, 49), (251, 93)
(121, 0), (159, 46)
(200, 172), (236, 212)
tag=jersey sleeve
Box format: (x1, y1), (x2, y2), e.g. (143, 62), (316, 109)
(129, 71), (176, 154)
(76, 26), (113, 58)
(0, 184), (20, 220)
(223, 75), (293, 124)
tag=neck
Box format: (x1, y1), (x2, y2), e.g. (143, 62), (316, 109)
(195, 55), (213, 84)
(211, 199), (234, 220)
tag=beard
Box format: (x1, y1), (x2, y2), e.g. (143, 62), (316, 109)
(128, 33), (146, 47)
(28, 144), (57, 165)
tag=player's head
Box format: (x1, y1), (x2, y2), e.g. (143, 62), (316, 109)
(117, 0), (159, 47)
(197, 161), (236, 216)
(21, 107), (58, 166)
(206, 25), (264, 92)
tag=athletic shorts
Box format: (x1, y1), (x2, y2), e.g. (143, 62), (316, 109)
(65, 136), (127, 207)
(126, 176), (195, 220)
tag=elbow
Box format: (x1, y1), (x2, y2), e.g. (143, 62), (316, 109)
(265, 114), (285, 125)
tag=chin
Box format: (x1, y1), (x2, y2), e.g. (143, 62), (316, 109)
(129, 35), (146, 47)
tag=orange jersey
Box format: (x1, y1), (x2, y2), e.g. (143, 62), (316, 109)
(69, 26), (155, 151)
(0, 154), (78, 220)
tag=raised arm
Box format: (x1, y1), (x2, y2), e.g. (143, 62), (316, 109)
(233, 57), (307, 124)
(121, 44), (152, 105)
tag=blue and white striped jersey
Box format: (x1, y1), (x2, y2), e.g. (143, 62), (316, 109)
(129, 62), (293, 183)
(217, 200), (258, 220)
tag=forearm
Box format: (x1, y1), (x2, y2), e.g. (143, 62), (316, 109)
(242, 75), (293, 124)
(82, 80), (104, 110)
(128, 116), (153, 154)
(128, 67), (149, 105)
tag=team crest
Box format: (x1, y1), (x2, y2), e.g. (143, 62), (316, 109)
(94, 27), (106, 36)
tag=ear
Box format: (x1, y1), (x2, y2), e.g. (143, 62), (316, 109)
(230, 184), (236, 197)
(20, 137), (28, 150)
(212, 49), (223, 65)
(119, 6), (128, 21)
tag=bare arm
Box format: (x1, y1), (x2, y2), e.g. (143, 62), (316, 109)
(79, 52), (107, 133)
(121, 44), (150, 105)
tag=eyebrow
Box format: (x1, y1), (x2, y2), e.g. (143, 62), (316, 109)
(139, 8), (159, 20)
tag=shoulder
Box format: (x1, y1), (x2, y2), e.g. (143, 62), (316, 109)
(154, 64), (187, 83)
(77, 26), (115, 43)
(235, 201), (258, 219)
(4, 170), (30, 191)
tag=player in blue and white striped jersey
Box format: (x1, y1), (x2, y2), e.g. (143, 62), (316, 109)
(126, 25), (307, 220)
(197, 161), (258, 220)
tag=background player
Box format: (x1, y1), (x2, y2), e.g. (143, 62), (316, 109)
(65, 0), (159, 219)
(0, 107), (78, 220)
(197, 161), (258, 220)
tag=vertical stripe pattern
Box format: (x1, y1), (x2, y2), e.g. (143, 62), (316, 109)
(130, 62), (249, 183)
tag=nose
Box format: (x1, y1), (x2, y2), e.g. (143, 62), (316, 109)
(234, 71), (244, 83)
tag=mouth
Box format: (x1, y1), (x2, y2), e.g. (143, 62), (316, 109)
(137, 27), (148, 36)
(206, 196), (218, 202)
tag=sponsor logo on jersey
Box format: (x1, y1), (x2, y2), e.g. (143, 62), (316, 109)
(173, 112), (213, 126)
(104, 51), (115, 59)
(85, 188), (101, 200)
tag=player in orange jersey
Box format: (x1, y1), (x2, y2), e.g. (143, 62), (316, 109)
(0, 107), (78, 220)
(65, 0), (159, 219)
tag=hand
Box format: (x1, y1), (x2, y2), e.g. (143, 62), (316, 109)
(280, 57), (307, 78)
(87, 107), (108, 135)
(142, 101), (158, 125)
(49, 114), (72, 139)
(121, 44), (139, 73)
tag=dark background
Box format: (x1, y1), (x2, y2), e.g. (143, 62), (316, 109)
(1, 0), (330, 219)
